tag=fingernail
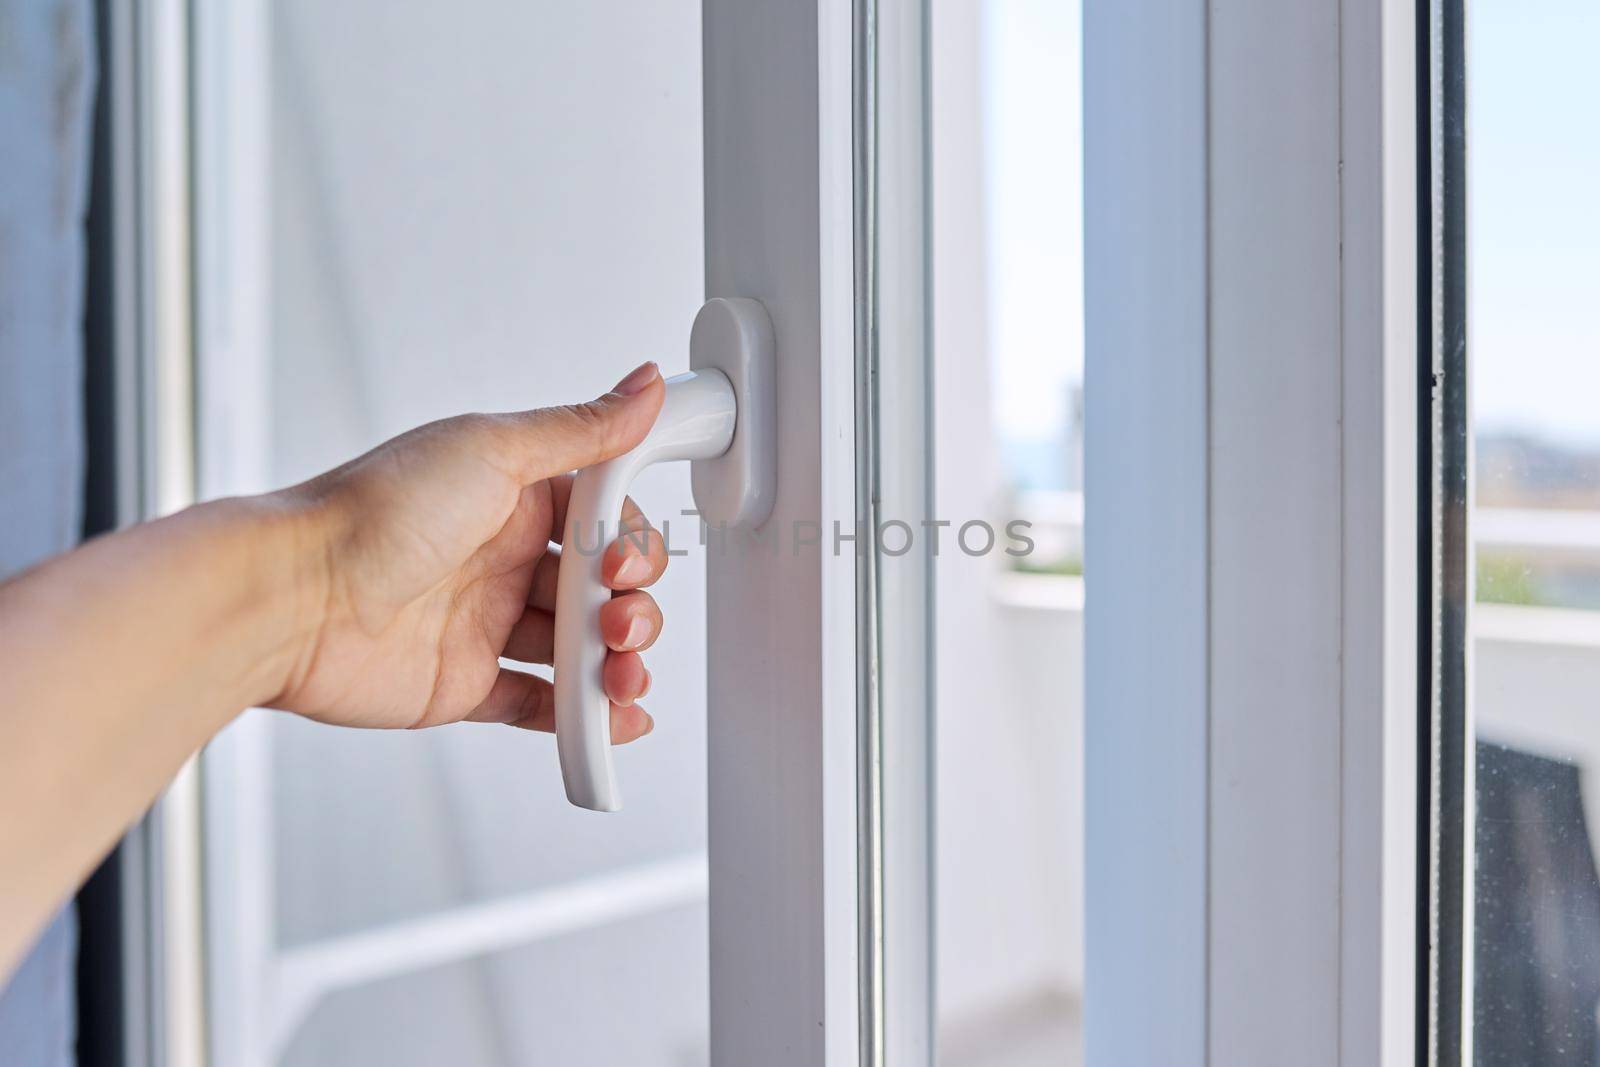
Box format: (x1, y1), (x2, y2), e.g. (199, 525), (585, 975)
(615, 553), (652, 586)
(624, 614), (652, 650)
(613, 361), (659, 397)
(639, 669), (653, 699)
(643, 713), (655, 736)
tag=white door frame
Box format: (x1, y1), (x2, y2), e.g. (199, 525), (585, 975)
(1084, 0), (1421, 1063)
(703, 0), (938, 1061)
(701, 0), (862, 1062)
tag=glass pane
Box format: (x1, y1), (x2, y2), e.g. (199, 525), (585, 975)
(264, 0), (705, 935)
(197, 0), (708, 1060)
(931, 1), (1084, 1062)
(1466, 0), (1600, 1063)
(280, 907), (708, 1066)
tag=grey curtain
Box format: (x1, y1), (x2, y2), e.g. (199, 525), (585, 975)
(0, 0), (96, 1063)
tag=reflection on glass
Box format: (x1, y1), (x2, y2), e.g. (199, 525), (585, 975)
(1469, 1), (1600, 1064)
(933, 0), (1083, 1063)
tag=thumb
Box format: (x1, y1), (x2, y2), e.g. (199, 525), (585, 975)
(501, 362), (666, 483)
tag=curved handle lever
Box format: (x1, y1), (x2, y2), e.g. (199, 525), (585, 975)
(554, 370), (734, 811)
(554, 298), (775, 811)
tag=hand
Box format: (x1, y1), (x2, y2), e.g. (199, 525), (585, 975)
(266, 361), (670, 743)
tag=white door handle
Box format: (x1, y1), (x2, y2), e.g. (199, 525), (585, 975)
(554, 298), (775, 810)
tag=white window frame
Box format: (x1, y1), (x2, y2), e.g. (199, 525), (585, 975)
(701, 0), (864, 1061)
(1084, 0), (1421, 1063)
(703, 1), (934, 1062)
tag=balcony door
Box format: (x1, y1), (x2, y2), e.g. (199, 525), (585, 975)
(107, 0), (1447, 1064)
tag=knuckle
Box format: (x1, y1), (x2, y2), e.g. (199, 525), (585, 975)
(566, 400), (610, 441)
(533, 401), (613, 467)
(515, 676), (550, 725)
(453, 412), (499, 440)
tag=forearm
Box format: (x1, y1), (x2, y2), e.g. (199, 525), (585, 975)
(0, 496), (319, 977)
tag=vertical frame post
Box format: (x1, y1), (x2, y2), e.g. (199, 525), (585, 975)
(1084, 0), (1420, 1061)
(1083, 0), (1210, 1058)
(702, 0), (862, 1062)
(872, 0), (935, 1061)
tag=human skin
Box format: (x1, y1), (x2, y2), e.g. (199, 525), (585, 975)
(0, 362), (672, 979)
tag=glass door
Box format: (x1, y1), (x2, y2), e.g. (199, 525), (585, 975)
(192, 2), (714, 1063)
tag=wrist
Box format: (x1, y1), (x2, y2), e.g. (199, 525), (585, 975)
(198, 490), (337, 713)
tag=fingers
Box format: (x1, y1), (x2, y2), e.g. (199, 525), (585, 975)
(467, 668), (654, 744)
(602, 505), (668, 589)
(607, 703), (654, 744)
(466, 667), (553, 725)
(492, 363), (665, 485)
(603, 651), (652, 706)
(599, 591), (662, 652)
(496, 604), (652, 703)
(546, 480), (663, 563)
(527, 551), (562, 613)
(545, 473), (575, 541)
(504, 594), (661, 659)
(501, 608), (555, 663)
(501, 601), (659, 694)
(528, 502), (667, 611)
(501, 472), (666, 744)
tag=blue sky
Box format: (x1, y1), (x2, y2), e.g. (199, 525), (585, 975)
(985, 0), (1599, 453)
(983, 0), (1082, 446)
(1471, 0), (1600, 447)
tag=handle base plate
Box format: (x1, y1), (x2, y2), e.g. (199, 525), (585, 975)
(689, 298), (776, 529)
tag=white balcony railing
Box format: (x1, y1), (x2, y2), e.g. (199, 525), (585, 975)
(1011, 490), (1600, 580)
